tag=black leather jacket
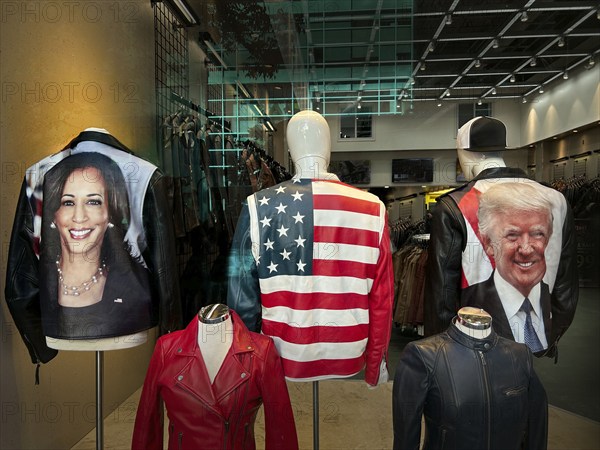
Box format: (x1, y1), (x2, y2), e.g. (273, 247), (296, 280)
(424, 167), (579, 358)
(393, 324), (548, 450)
(4, 131), (182, 366)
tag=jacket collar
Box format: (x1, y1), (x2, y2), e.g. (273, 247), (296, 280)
(472, 166), (528, 181)
(171, 310), (256, 416)
(447, 322), (498, 352)
(175, 309), (256, 357)
(64, 130), (132, 154)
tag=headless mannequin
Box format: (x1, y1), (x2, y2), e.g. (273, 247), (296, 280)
(457, 148), (506, 181)
(287, 110), (333, 180)
(198, 304), (234, 383)
(453, 306), (492, 339)
(47, 127), (148, 351)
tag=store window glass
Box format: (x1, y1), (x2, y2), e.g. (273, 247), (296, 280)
(458, 102), (492, 128)
(340, 106), (373, 139)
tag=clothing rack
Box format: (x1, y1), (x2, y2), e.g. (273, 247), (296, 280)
(170, 92), (231, 132)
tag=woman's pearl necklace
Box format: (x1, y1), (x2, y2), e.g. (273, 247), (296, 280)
(56, 260), (106, 296)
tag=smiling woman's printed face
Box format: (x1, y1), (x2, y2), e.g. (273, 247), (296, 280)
(54, 167), (110, 261)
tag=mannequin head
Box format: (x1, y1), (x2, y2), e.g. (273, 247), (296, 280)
(286, 110), (331, 179)
(456, 116), (507, 180)
(454, 306), (492, 339)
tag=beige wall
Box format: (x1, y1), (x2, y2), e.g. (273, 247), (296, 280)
(1, 2), (159, 449)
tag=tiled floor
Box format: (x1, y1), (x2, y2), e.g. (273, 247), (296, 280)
(72, 380), (600, 450)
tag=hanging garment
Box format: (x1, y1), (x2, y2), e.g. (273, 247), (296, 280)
(4, 130), (182, 364)
(393, 323), (548, 450)
(132, 310), (298, 450)
(227, 175), (394, 386)
(425, 167), (578, 358)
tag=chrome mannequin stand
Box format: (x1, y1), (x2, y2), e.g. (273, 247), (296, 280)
(313, 381), (319, 450)
(95, 351), (104, 450)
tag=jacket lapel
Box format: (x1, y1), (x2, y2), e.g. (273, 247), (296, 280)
(171, 312), (254, 417)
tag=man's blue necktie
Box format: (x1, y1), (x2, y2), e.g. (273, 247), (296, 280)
(521, 298), (543, 353)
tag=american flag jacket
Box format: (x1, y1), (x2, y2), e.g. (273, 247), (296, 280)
(227, 174), (394, 386)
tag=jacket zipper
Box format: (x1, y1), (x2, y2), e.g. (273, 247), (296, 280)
(478, 351), (491, 450)
(223, 420), (230, 450)
(178, 431), (183, 450)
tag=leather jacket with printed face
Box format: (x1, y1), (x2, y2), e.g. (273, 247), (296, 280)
(424, 167), (579, 358)
(4, 131), (182, 366)
(132, 310), (298, 450)
(393, 324), (548, 450)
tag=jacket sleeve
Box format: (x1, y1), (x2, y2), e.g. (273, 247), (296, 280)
(392, 342), (428, 450)
(261, 338), (299, 450)
(4, 180), (58, 364)
(364, 208), (394, 386)
(424, 196), (466, 336)
(143, 171), (183, 335)
(548, 202), (579, 352)
(132, 339), (165, 450)
(226, 203), (262, 332)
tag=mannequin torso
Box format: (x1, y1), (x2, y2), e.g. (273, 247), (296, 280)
(197, 304), (234, 383)
(47, 332), (148, 351)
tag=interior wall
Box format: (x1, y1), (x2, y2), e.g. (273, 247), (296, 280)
(326, 101), (523, 152)
(523, 65), (600, 145)
(0, 2), (158, 449)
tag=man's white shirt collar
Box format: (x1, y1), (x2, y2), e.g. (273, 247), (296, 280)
(494, 270), (542, 318)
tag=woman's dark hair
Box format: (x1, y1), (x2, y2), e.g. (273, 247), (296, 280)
(42, 152), (131, 265)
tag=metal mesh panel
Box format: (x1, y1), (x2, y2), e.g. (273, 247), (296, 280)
(153, 2), (191, 273)
(154, 2), (189, 166)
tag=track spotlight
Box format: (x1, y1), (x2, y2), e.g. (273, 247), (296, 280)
(563, 71), (569, 80)
(522, 96), (527, 103)
(510, 74), (516, 83)
(492, 38), (499, 49)
(521, 11), (528, 22)
(491, 87), (497, 95)
(445, 14), (452, 25)
(557, 36), (565, 47)
(420, 62), (426, 71)
(539, 85), (544, 94)
(477, 98), (483, 105)
(428, 41), (436, 52)
(475, 59), (481, 68)
(530, 57), (537, 67)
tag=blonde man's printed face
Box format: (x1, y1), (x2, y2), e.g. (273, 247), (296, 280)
(484, 210), (551, 297)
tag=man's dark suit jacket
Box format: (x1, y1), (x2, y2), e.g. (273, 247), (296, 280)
(461, 273), (557, 357)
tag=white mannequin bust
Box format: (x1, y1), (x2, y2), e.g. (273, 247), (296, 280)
(457, 149), (506, 181)
(456, 116), (508, 180)
(453, 306), (492, 339)
(286, 110), (333, 180)
(197, 304), (234, 383)
(47, 332), (148, 351)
